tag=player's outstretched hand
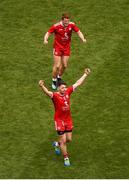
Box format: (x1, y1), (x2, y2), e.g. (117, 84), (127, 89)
(39, 80), (44, 87)
(83, 39), (86, 43)
(44, 40), (48, 44)
(84, 68), (91, 75)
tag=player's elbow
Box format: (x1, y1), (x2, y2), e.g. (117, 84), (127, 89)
(77, 30), (82, 36)
(44, 32), (50, 39)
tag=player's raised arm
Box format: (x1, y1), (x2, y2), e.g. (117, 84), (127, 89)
(39, 80), (53, 98)
(77, 30), (86, 43)
(73, 68), (91, 90)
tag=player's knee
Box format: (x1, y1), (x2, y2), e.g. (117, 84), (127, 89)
(67, 137), (72, 143)
(63, 139), (67, 144)
(59, 139), (67, 145)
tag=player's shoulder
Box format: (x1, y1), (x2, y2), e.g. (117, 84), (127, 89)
(66, 86), (72, 90)
(53, 91), (60, 97)
(53, 21), (61, 27)
(52, 92), (59, 100)
(53, 91), (58, 95)
(69, 21), (76, 25)
(69, 21), (75, 24)
(66, 86), (73, 93)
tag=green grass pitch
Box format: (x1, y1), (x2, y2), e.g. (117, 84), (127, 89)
(0, 0), (129, 178)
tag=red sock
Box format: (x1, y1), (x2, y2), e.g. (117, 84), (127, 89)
(64, 154), (68, 159)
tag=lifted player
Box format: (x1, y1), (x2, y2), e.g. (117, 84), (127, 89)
(39, 68), (91, 166)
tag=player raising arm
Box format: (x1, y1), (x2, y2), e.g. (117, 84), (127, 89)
(39, 68), (90, 97)
(39, 68), (91, 166)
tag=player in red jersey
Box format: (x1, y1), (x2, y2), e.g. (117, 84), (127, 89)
(44, 13), (87, 90)
(39, 68), (91, 166)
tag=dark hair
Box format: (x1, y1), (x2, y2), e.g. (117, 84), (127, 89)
(57, 80), (67, 87)
(62, 13), (70, 20)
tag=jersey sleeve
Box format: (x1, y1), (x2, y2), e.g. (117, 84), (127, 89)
(72, 23), (80, 32)
(67, 86), (74, 95)
(48, 25), (56, 33)
(51, 92), (56, 99)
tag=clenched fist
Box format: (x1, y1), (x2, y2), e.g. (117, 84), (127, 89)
(84, 68), (91, 75)
(39, 80), (44, 87)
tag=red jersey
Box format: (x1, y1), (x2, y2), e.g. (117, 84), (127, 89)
(52, 86), (74, 121)
(48, 21), (80, 48)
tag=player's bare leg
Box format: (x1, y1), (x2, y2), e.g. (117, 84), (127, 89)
(66, 132), (72, 143)
(58, 134), (67, 155)
(52, 55), (62, 90)
(57, 63), (63, 81)
(58, 56), (69, 79)
(58, 133), (71, 166)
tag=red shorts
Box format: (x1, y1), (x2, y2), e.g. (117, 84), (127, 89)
(53, 46), (70, 56)
(54, 119), (73, 132)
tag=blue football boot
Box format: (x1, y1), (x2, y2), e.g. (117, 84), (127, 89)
(52, 141), (61, 155)
(64, 157), (71, 166)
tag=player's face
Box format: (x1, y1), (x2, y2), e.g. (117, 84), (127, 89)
(58, 85), (67, 95)
(62, 18), (70, 27)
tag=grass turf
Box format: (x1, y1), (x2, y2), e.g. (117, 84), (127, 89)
(0, 0), (129, 178)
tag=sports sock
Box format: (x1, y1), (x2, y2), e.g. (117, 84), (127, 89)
(64, 154), (68, 159)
